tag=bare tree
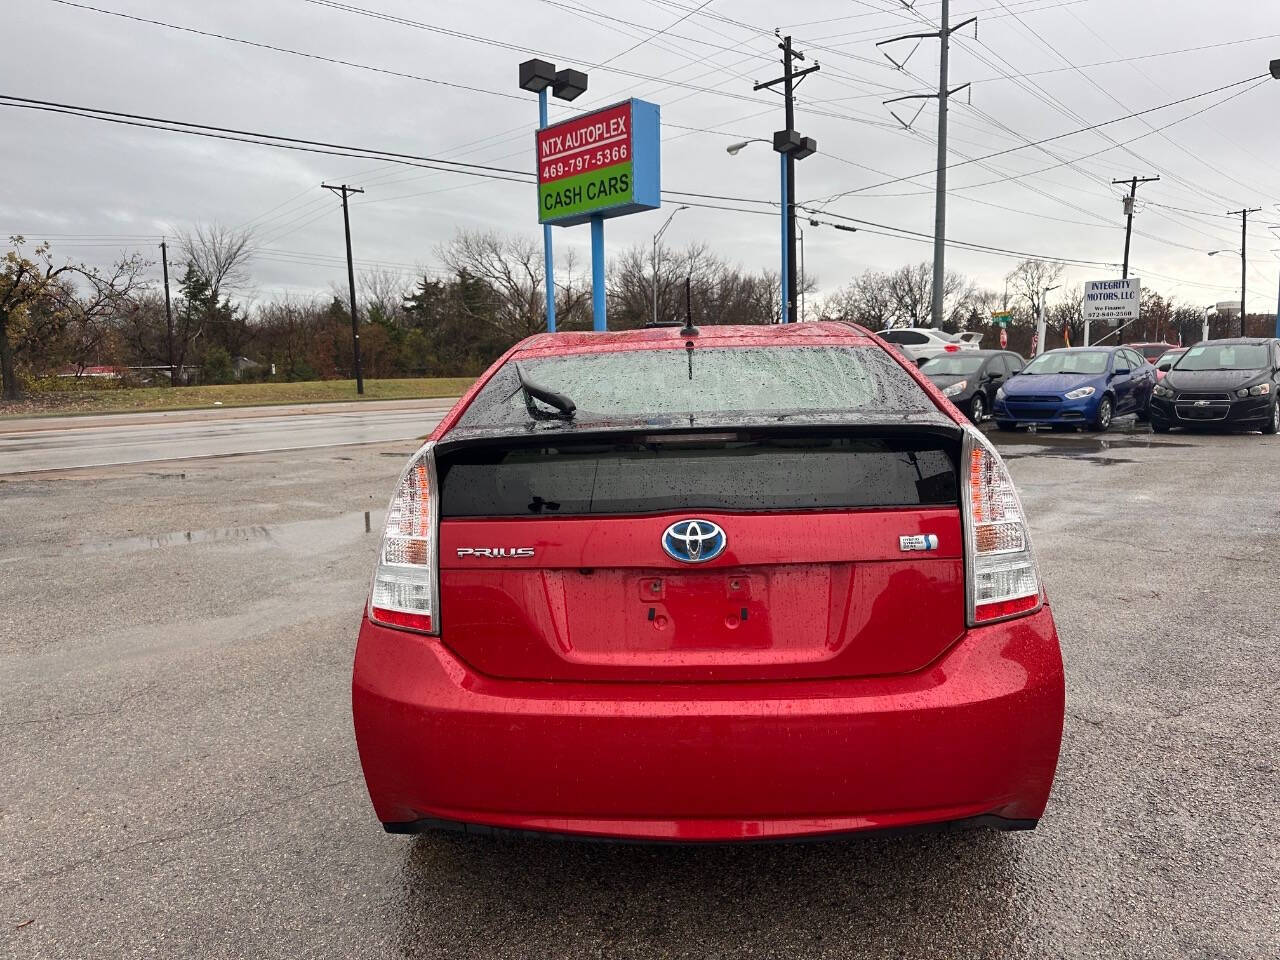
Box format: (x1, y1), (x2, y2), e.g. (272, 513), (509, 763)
(0, 237), (144, 401)
(59, 254), (149, 372)
(607, 241), (786, 328)
(358, 266), (411, 326)
(439, 230), (545, 341)
(818, 270), (896, 328)
(1007, 259), (1065, 323)
(821, 263), (973, 330)
(179, 224), (255, 301)
(1048, 286), (1086, 346)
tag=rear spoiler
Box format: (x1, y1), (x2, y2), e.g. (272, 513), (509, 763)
(956, 331), (983, 344)
(436, 417), (965, 456)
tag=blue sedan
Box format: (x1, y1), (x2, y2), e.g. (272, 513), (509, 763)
(993, 346), (1156, 432)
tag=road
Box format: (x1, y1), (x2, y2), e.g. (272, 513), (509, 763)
(2, 420), (1277, 959)
(0, 399), (454, 475)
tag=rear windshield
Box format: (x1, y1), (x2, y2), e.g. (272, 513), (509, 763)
(921, 355), (984, 375)
(1174, 344), (1269, 371)
(1021, 351), (1108, 375)
(439, 435), (959, 517)
(456, 346), (931, 428)
(1137, 344), (1171, 360)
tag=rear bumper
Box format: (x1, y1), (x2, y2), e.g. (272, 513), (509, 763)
(351, 607), (1065, 842)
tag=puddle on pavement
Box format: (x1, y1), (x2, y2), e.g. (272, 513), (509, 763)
(991, 425), (1195, 463)
(68, 509), (383, 558)
(78, 526), (273, 553)
(1002, 452), (1135, 467)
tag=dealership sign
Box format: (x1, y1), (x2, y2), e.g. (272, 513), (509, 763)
(537, 99), (660, 227)
(1082, 278), (1141, 323)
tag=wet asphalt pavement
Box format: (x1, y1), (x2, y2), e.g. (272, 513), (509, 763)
(2, 415), (1278, 959)
(0, 399), (452, 475)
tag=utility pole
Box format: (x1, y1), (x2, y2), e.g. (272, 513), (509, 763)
(1114, 176), (1160, 282)
(322, 183), (365, 394)
(879, 2), (975, 329)
(1110, 176), (1158, 345)
(754, 34), (819, 324)
(159, 239), (175, 385)
(1227, 207), (1261, 336)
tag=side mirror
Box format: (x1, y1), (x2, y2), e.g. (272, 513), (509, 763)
(1158, 363), (1171, 372)
(1113, 367), (1130, 377)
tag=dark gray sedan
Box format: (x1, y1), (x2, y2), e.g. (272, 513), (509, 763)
(921, 349), (1024, 423)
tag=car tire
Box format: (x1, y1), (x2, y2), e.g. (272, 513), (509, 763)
(1090, 396), (1113, 433)
(969, 395), (985, 423)
(1135, 398), (1150, 423)
(996, 420), (1019, 432)
(1263, 400), (1280, 435)
(1152, 420), (1171, 434)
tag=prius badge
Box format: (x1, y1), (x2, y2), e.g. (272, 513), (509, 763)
(899, 534), (940, 552)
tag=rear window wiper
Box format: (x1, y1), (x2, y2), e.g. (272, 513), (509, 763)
(514, 363), (576, 420)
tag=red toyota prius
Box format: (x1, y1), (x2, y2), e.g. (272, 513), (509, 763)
(352, 321), (1065, 842)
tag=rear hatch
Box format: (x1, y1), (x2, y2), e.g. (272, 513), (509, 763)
(435, 426), (965, 683)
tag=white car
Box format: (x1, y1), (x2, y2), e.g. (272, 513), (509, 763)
(878, 328), (983, 366)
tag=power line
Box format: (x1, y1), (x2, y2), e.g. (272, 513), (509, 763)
(596, 0), (718, 66)
(803, 1), (1275, 229)
(0, 93), (790, 214)
(0, 94), (538, 180)
(42, 0), (529, 103)
(295, 0), (899, 126)
(812, 72), (1269, 206)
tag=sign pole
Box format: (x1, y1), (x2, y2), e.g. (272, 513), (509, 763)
(779, 153), (789, 323)
(539, 88), (557, 333)
(1083, 316), (1090, 347)
(591, 216), (606, 331)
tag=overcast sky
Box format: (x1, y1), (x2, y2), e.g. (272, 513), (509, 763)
(6, 0), (1280, 317)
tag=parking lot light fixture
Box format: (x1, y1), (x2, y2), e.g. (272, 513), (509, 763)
(553, 69), (588, 102)
(518, 59), (555, 93)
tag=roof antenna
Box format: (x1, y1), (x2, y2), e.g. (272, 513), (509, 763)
(680, 276), (698, 337)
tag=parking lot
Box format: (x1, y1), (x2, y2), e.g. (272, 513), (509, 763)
(2, 418), (1277, 959)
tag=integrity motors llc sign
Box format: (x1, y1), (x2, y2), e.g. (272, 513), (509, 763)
(1082, 277), (1141, 322)
(537, 99), (660, 227)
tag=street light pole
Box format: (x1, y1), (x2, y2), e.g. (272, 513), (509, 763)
(651, 205), (688, 325)
(1036, 284), (1060, 356)
(799, 226), (806, 322)
(727, 138), (789, 321)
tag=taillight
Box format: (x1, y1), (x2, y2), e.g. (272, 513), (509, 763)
(368, 442), (438, 634)
(962, 429), (1042, 625)
(944, 344), (960, 352)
